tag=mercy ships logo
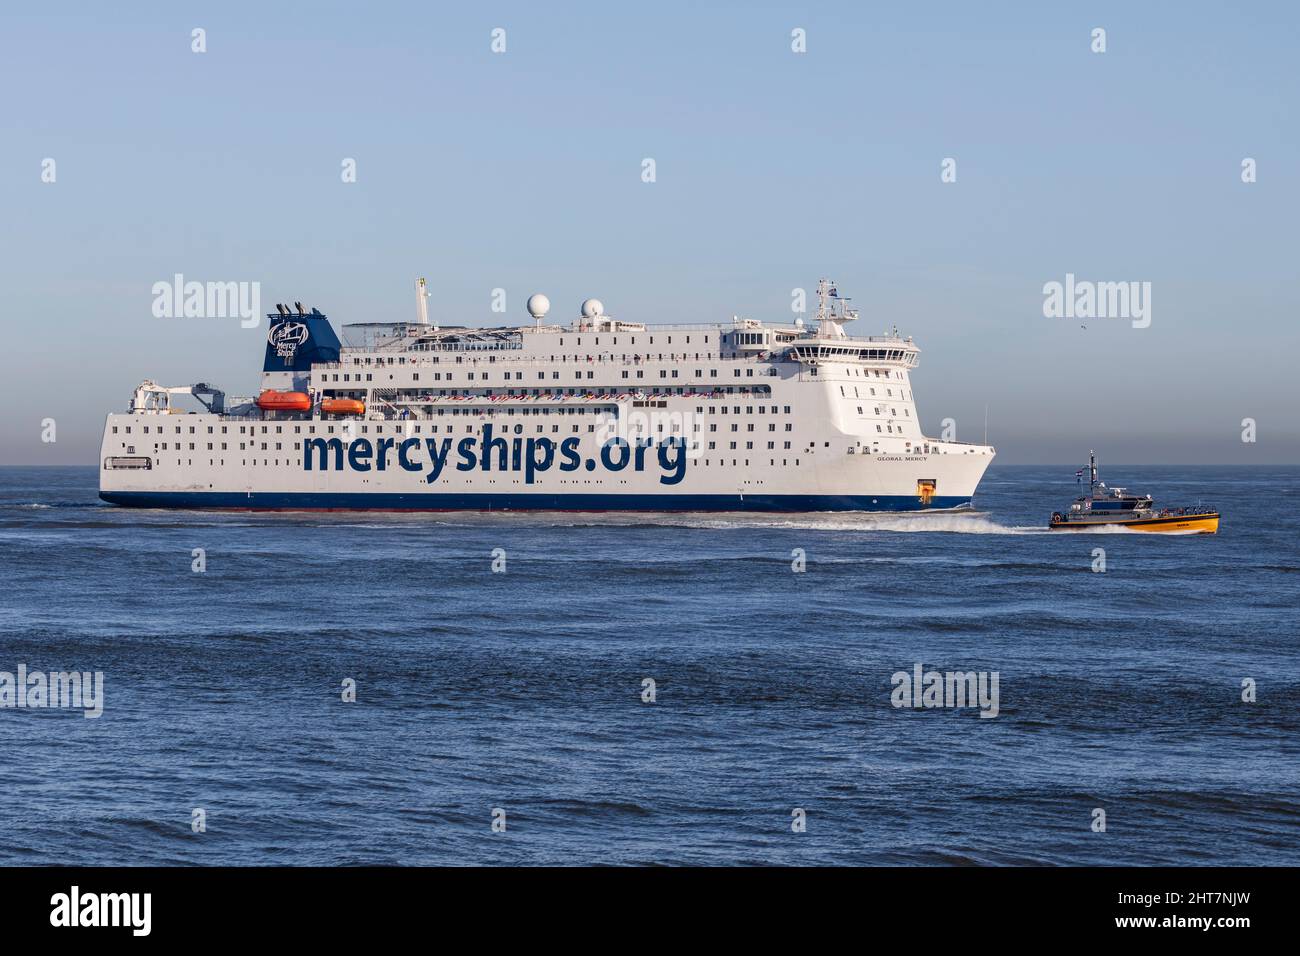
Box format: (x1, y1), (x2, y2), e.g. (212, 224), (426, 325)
(304, 425), (689, 486)
(269, 322), (309, 363)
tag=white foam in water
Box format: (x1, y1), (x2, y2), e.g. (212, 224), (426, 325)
(235, 509), (1171, 535)
(562, 511), (1168, 534)
(640, 512), (1060, 534)
(290, 510), (1057, 534)
(815, 513), (1150, 535)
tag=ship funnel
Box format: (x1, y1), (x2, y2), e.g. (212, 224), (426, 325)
(263, 309), (341, 374)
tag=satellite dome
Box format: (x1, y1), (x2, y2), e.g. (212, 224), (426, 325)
(526, 293), (550, 320)
(580, 298), (604, 318)
(794, 317), (805, 328)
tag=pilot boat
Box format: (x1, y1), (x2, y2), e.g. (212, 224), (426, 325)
(1048, 452), (1219, 533)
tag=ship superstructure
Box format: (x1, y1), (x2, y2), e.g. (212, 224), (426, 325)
(99, 279), (995, 511)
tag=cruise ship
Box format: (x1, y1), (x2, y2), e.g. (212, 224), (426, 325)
(99, 279), (995, 511)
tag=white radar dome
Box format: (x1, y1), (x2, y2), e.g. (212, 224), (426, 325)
(580, 298), (604, 318)
(526, 293), (550, 319)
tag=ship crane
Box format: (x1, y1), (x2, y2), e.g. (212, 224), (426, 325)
(129, 380), (226, 414)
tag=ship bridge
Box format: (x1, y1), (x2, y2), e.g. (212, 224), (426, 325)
(787, 336), (920, 368)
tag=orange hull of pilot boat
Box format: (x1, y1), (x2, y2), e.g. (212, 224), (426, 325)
(1048, 512), (1220, 534)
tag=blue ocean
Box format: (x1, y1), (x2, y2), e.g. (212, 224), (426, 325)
(1, 464), (1296, 865)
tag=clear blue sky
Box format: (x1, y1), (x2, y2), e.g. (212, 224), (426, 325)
(4, 1), (1297, 464)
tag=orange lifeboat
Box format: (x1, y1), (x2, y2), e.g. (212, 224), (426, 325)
(321, 398), (366, 416)
(256, 390), (312, 412)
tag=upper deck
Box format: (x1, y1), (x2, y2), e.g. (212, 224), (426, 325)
(334, 318), (920, 370)
(329, 277), (922, 369)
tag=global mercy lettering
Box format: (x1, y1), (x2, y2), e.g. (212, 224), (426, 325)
(304, 424), (688, 485)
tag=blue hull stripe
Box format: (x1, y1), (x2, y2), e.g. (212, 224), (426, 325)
(99, 490), (971, 513)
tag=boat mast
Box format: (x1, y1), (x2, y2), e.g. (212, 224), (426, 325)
(814, 278), (855, 338)
(415, 277), (430, 326)
(1089, 450), (1097, 495)
(814, 278), (830, 336)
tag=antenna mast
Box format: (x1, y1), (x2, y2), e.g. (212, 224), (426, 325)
(415, 277), (430, 326)
(814, 278), (853, 338)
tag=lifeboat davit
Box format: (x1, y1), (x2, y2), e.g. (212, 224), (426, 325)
(321, 398), (365, 416)
(256, 390), (311, 412)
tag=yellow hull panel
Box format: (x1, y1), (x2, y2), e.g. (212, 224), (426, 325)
(1050, 514), (1219, 534)
(1130, 516), (1219, 534)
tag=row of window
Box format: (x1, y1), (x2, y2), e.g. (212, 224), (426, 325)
(147, 449), (819, 473)
(144, 444), (946, 470)
(138, 429), (943, 455)
(120, 422), (909, 446)
(132, 436), (942, 468)
(853, 405), (910, 423)
(322, 365), (782, 383)
(350, 336), (714, 368)
(840, 385), (905, 399)
(110, 402), (797, 437)
(354, 385), (778, 402)
(795, 346), (916, 362)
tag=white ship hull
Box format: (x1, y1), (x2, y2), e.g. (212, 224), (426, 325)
(99, 285), (994, 512)
(100, 415), (992, 511)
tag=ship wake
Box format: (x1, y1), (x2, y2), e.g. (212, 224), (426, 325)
(317, 510), (1143, 534)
